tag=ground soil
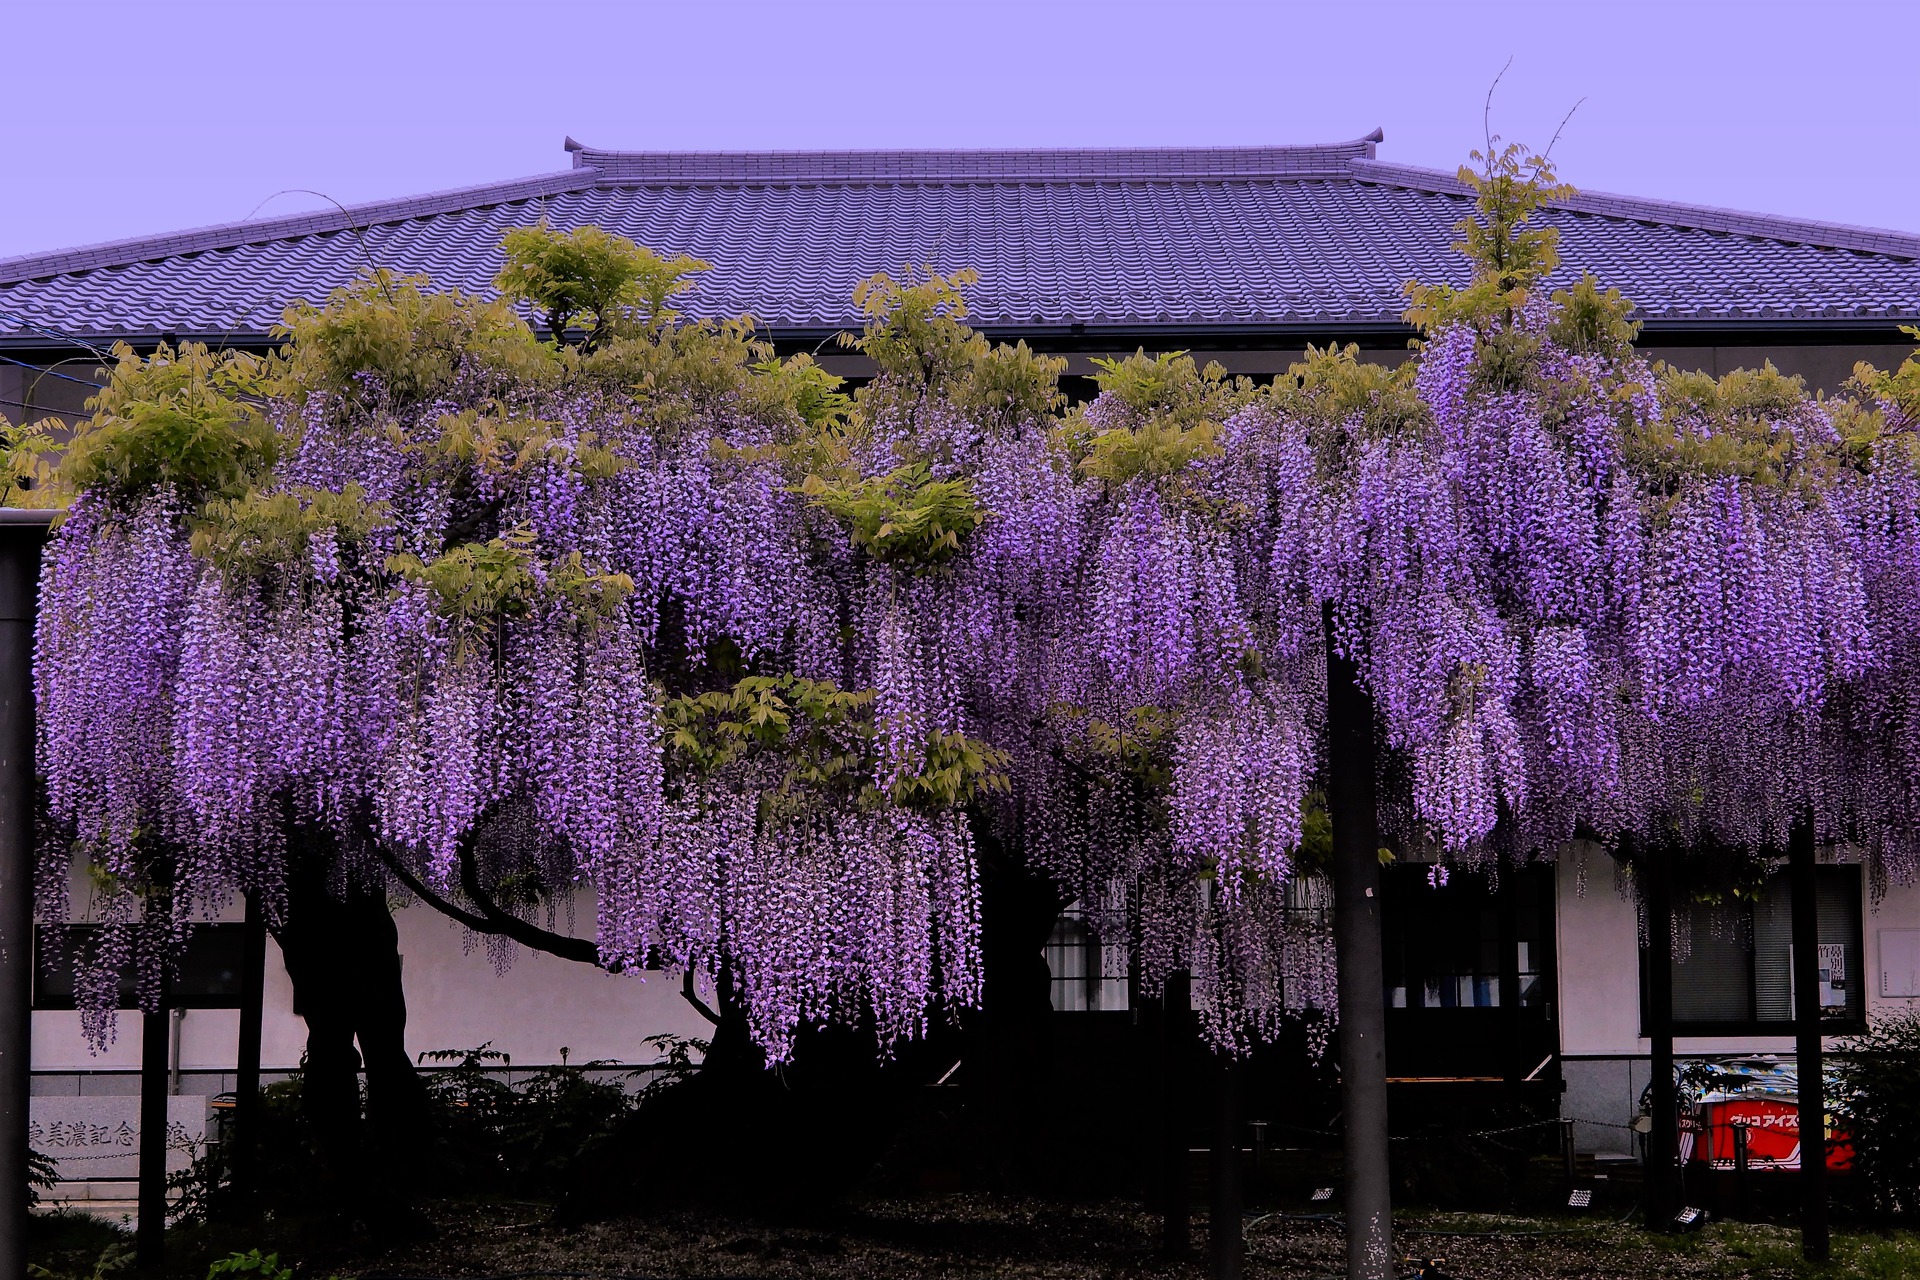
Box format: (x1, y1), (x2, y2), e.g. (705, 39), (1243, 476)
(239, 1196), (1920, 1280)
(33, 1194), (1920, 1280)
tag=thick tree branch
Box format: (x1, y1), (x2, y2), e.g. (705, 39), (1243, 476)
(373, 840), (602, 967)
(381, 833), (723, 1026)
(374, 844), (493, 934)
(681, 970), (721, 1026)
(456, 838), (603, 966)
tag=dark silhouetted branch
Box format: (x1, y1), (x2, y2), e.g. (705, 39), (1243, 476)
(374, 840), (601, 967)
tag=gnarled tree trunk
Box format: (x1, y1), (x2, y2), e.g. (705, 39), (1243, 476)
(271, 847), (432, 1229)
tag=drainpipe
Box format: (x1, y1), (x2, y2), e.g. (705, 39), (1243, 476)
(168, 1009), (185, 1095)
(0, 510), (55, 1280)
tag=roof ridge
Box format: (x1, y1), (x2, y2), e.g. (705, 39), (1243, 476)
(6, 141), (1917, 288)
(570, 140), (1378, 184)
(1350, 158), (1920, 260)
(0, 167), (603, 285)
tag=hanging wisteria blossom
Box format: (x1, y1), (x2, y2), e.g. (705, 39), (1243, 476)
(33, 177), (1920, 1066)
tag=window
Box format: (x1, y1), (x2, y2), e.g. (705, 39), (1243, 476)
(1045, 901), (1129, 1012)
(1381, 865), (1551, 1010)
(1641, 866), (1864, 1035)
(1377, 863), (1559, 1081)
(33, 923), (249, 1010)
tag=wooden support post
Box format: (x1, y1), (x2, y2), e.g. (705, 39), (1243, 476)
(1733, 1121), (1750, 1222)
(137, 990), (170, 1268)
(1161, 969), (1192, 1258)
(1788, 812), (1830, 1261)
(1325, 609), (1392, 1280)
(1641, 837), (1678, 1229)
(1209, 1051), (1244, 1280)
(1497, 862), (1522, 1092)
(231, 892), (267, 1206)
(0, 512), (54, 1280)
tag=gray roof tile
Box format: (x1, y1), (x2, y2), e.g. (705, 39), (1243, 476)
(2, 138), (1916, 342)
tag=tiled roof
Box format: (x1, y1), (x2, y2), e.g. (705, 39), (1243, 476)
(3, 135), (1917, 344)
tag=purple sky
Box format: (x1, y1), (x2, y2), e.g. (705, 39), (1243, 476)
(7, 0), (1917, 259)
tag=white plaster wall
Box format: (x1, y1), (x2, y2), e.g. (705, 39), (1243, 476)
(1556, 849), (1920, 1059)
(1554, 843), (1645, 1058)
(1866, 878), (1920, 1026)
(395, 903), (711, 1066)
(1555, 848), (1920, 1154)
(33, 892), (710, 1074)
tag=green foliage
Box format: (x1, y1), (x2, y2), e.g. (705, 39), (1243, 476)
(424, 407), (625, 481)
(275, 270), (553, 403)
(1088, 348), (1242, 430)
(1835, 1009), (1920, 1220)
(191, 484), (387, 581)
(1071, 350), (1253, 487)
(1662, 362), (1808, 432)
(26, 1236), (132, 1280)
(386, 532), (633, 632)
(800, 462), (984, 568)
(582, 316), (777, 435)
(1404, 139), (1575, 336)
(63, 343), (276, 504)
(892, 730), (1012, 810)
(24, 1144), (56, 1209)
(415, 1042), (660, 1196)
(1547, 272), (1641, 359)
(496, 223), (710, 350)
(0, 415), (69, 509)
(205, 1251), (298, 1280)
(843, 269), (983, 391)
(1854, 326), (1920, 421)
(1630, 362), (1853, 491)
(952, 340), (1069, 432)
(730, 353), (859, 478)
(1055, 702), (1175, 795)
(638, 1031), (710, 1100)
(661, 674), (1008, 814)
(1696, 1220), (1920, 1280)
(1287, 793), (1334, 873)
(1274, 344), (1428, 443)
(662, 673), (876, 786)
(752, 352), (852, 435)
(843, 269), (1066, 449)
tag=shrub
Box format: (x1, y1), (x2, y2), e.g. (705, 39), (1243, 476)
(25, 1145), (56, 1208)
(206, 1251), (293, 1280)
(62, 342), (276, 504)
(418, 1043), (652, 1195)
(1834, 1009), (1920, 1220)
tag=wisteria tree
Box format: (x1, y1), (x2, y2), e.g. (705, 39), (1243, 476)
(33, 142), (1920, 1274)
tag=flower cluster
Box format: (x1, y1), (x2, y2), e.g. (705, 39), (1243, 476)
(35, 227), (1920, 1061)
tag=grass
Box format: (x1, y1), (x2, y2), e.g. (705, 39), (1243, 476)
(1682, 1219), (1920, 1279)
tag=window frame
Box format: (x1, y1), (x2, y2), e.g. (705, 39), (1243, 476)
(32, 922), (251, 1012)
(1638, 864), (1866, 1038)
